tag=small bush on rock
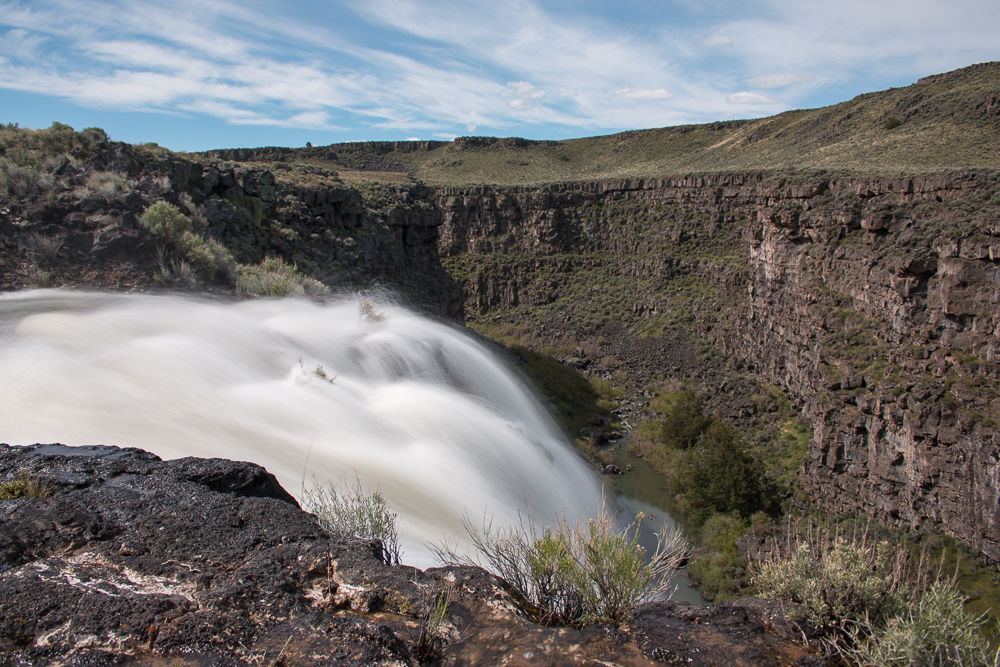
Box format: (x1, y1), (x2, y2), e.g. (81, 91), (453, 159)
(237, 256), (328, 298)
(303, 477), (401, 566)
(140, 201), (192, 243)
(750, 522), (994, 663)
(845, 582), (995, 666)
(0, 470), (53, 499)
(435, 507), (688, 626)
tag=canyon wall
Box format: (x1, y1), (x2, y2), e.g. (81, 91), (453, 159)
(1, 140), (460, 316)
(432, 171), (1000, 560)
(4, 130), (999, 562)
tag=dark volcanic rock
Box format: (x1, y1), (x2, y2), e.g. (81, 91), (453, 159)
(0, 444), (814, 664)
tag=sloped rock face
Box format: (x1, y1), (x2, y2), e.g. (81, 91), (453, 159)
(0, 444), (810, 665)
(0, 139), (461, 317)
(435, 171), (1000, 561)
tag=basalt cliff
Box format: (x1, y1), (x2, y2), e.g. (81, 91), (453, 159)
(0, 444), (809, 664)
(1, 63), (999, 595)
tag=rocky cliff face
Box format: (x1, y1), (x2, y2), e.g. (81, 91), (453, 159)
(0, 444), (810, 664)
(1, 137), (460, 316)
(433, 171), (1000, 561)
(4, 125), (999, 565)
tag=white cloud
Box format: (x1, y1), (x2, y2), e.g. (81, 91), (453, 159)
(433, 132), (458, 140)
(615, 87), (671, 100)
(727, 91), (778, 105)
(403, 136), (420, 141)
(1, 0), (999, 142)
(745, 72), (815, 89)
(703, 34), (732, 47)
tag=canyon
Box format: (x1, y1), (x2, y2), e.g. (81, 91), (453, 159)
(1, 61), (998, 660)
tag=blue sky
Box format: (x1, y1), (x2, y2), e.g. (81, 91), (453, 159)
(1, 0), (998, 151)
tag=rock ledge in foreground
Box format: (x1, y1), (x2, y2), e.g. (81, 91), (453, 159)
(0, 443), (816, 665)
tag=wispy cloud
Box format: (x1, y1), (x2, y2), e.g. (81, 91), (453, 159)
(616, 87), (672, 100)
(0, 0), (997, 147)
(727, 91), (778, 105)
(745, 72), (815, 89)
(703, 35), (732, 47)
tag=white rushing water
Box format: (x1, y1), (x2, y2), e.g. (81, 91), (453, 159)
(0, 289), (608, 567)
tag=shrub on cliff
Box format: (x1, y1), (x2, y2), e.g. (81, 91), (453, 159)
(750, 523), (994, 663)
(303, 477), (401, 566)
(434, 507), (688, 626)
(236, 256), (328, 298)
(140, 201), (194, 242)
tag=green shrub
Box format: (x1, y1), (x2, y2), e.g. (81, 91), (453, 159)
(688, 551), (746, 601)
(142, 201), (238, 284)
(435, 507), (688, 626)
(0, 471), (53, 499)
(846, 582), (995, 666)
(671, 421), (770, 524)
(140, 201), (192, 242)
(302, 476), (400, 566)
(700, 512), (748, 556)
(652, 387), (712, 450)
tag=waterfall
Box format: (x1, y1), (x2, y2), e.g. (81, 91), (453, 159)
(0, 289), (607, 567)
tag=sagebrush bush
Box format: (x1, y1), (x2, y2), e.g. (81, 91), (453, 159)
(748, 522), (993, 663)
(142, 201), (238, 284)
(0, 159), (56, 198)
(80, 171), (130, 201)
(751, 534), (906, 632)
(237, 256), (327, 297)
(303, 477), (401, 566)
(140, 201), (192, 242)
(435, 507), (687, 626)
(846, 582), (995, 666)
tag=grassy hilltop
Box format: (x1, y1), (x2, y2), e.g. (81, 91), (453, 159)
(198, 61), (1000, 186)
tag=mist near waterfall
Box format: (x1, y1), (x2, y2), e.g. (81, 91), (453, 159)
(0, 289), (610, 566)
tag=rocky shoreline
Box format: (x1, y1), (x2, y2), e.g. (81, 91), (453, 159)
(0, 443), (815, 665)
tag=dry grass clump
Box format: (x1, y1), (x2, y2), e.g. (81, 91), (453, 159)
(0, 470), (54, 499)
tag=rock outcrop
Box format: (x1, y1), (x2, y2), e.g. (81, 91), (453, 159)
(0, 444), (812, 664)
(0, 137), (461, 317)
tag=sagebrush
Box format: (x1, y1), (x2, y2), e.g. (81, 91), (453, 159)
(434, 507), (687, 626)
(303, 476), (401, 566)
(750, 521), (994, 663)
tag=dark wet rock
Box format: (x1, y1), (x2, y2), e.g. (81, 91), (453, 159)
(0, 443), (816, 664)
